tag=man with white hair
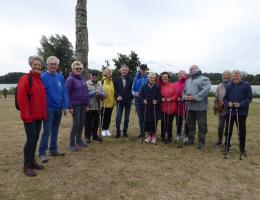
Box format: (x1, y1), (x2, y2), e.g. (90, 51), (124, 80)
(39, 56), (68, 162)
(223, 70), (252, 156)
(182, 65), (211, 149)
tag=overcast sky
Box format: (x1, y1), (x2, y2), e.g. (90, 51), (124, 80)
(0, 0), (260, 75)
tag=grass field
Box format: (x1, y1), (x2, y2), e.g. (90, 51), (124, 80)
(0, 96), (260, 200)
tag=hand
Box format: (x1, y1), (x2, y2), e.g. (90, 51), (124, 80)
(161, 98), (165, 102)
(166, 98), (170, 102)
(117, 96), (122, 101)
(234, 102), (240, 108)
(186, 96), (195, 101)
(136, 92), (140, 97)
(228, 102), (233, 107)
(86, 107), (89, 111)
(144, 99), (147, 104)
(153, 100), (157, 104)
(69, 109), (73, 115)
(63, 109), (68, 116)
(178, 97), (181, 101)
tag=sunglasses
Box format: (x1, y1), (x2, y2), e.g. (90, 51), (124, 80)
(76, 68), (83, 71)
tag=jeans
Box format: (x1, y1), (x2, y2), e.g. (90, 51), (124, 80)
(70, 105), (85, 146)
(85, 110), (100, 140)
(24, 120), (42, 165)
(101, 107), (113, 130)
(224, 115), (247, 151)
(217, 115), (226, 143)
(39, 108), (62, 156)
(187, 110), (208, 144)
(135, 102), (144, 136)
(116, 102), (131, 134)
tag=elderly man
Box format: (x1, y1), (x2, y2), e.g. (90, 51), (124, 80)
(223, 70), (252, 156)
(182, 65), (211, 149)
(39, 56), (68, 163)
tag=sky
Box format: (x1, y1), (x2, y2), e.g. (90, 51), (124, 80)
(0, 0), (260, 75)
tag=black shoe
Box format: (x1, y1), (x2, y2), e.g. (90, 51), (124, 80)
(223, 147), (231, 154)
(241, 150), (247, 157)
(85, 140), (91, 144)
(197, 143), (205, 150)
(167, 138), (173, 144)
(49, 151), (65, 156)
(93, 137), (103, 142)
(215, 141), (222, 147)
(115, 134), (121, 139)
(187, 140), (194, 145)
(123, 133), (128, 137)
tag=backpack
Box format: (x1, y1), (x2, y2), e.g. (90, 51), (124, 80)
(15, 74), (33, 110)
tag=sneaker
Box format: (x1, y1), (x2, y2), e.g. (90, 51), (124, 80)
(215, 141), (222, 147)
(145, 135), (152, 143)
(151, 135), (157, 144)
(76, 142), (88, 148)
(197, 143), (205, 150)
(175, 135), (180, 144)
(39, 155), (48, 163)
(106, 130), (112, 136)
(101, 130), (107, 137)
(49, 151), (65, 156)
(68, 145), (79, 152)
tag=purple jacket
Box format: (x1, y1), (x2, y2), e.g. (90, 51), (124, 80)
(66, 72), (89, 109)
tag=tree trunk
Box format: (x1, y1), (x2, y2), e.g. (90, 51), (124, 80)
(75, 0), (89, 77)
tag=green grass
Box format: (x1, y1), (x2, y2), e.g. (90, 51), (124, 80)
(0, 96), (260, 200)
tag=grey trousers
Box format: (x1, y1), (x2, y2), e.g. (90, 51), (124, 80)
(70, 105), (85, 146)
(187, 110), (207, 144)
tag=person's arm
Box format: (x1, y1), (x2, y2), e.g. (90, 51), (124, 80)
(194, 77), (211, 101)
(223, 86), (230, 107)
(131, 77), (137, 96)
(113, 79), (120, 98)
(239, 84), (253, 108)
(61, 75), (68, 109)
(65, 77), (73, 109)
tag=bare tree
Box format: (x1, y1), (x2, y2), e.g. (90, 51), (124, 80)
(75, 0), (89, 77)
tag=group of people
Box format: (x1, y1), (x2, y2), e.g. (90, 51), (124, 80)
(17, 55), (253, 177)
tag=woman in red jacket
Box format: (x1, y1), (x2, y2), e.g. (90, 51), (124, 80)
(160, 72), (177, 144)
(173, 70), (188, 144)
(17, 56), (47, 177)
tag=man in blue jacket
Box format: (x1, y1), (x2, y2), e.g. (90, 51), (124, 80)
(132, 64), (149, 138)
(39, 56), (68, 163)
(223, 70), (252, 155)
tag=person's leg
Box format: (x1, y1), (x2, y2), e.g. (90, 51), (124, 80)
(135, 103), (144, 137)
(39, 110), (54, 156)
(76, 106), (86, 144)
(123, 102), (132, 135)
(116, 104), (123, 136)
(31, 120), (42, 161)
(168, 113), (174, 140)
(238, 115), (247, 152)
(70, 106), (80, 146)
(176, 115), (183, 137)
(49, 109), (62, 154)
(84, 110), (93, 141)
(225, 115), (235, 148)
(187, 111), (196, 144)
(161, 112), (166, 139)
(104, 107), (113, 130)
(217, 115), (225, 145)
(196, 111), (207, 147)
(92, 110), (100, 139)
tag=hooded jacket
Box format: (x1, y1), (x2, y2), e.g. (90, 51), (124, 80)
(182, 69), (211, 111)
(17, 71), (47, 123)
(160, 82), (177, 114)
(87, 80), (105, 110)
(132, 72), (148, 104)
(172, 77), (187, 116)
(101, 76), (115, 108)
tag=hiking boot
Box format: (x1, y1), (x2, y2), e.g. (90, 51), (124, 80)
(197, 143), (205, 150)
(145, 135), (152, 143)
(24, 164), (36, 177)
(39, 155), (48, 163)
(49, 151), (65, 156)
(93, 137), (103, 142)
(31, 160), (44, 170)
(215, 141), (222, 147)
(76, 142), (88, 148)
(68, 145), (79, 152)
(115, 133), (121, 139)
(241, 150), (247, 157)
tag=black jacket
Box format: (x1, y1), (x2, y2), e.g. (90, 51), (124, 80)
(113, 75), (134, 104)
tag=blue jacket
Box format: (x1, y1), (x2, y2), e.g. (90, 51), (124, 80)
(41, 72), (68, 110)
(132, 72), (148, 104)
(223, 81), (252, 116)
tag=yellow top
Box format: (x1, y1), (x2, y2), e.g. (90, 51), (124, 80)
(101, 76), (115, 108)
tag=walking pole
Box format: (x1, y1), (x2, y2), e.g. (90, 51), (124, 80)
(97, 99), (103, 142)
(183, 100), (190, 145)
(235, 107), (242, 160)
(176, 100), (182, 148)
(141, 101), (147, 144)
(153, 104), (157, 145)
(113, 102), (119, 136)
(224, 107), (232, 159)
(101, 98), (107, 135)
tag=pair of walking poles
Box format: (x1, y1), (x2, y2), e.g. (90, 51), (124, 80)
(224, 106), (243, 160)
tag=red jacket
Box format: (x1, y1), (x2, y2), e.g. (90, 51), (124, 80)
(17, 71), (47, 123)
(160, 82), (177, 114)
(172, 77), (187, 116)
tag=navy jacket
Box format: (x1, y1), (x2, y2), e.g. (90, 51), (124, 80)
(113, 75), (134, 105)
(223, 81), (252, 116)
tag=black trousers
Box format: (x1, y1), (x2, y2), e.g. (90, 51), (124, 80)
(101, 107), (113, 130)
(23, 120), (42, 165)
(224, 114), (247, 151)
(85, 110), (100, 140)
(175, 115), (188, 137)
(161, 112), (174, 139)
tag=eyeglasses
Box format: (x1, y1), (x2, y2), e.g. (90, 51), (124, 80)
(49, 63), (58, 66)
(76, 68), (83, 71)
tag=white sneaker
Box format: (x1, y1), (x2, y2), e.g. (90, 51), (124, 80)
(101, 130), (107, 137)
(106, 130), (112, 136)
(175, 135), (180, 141)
